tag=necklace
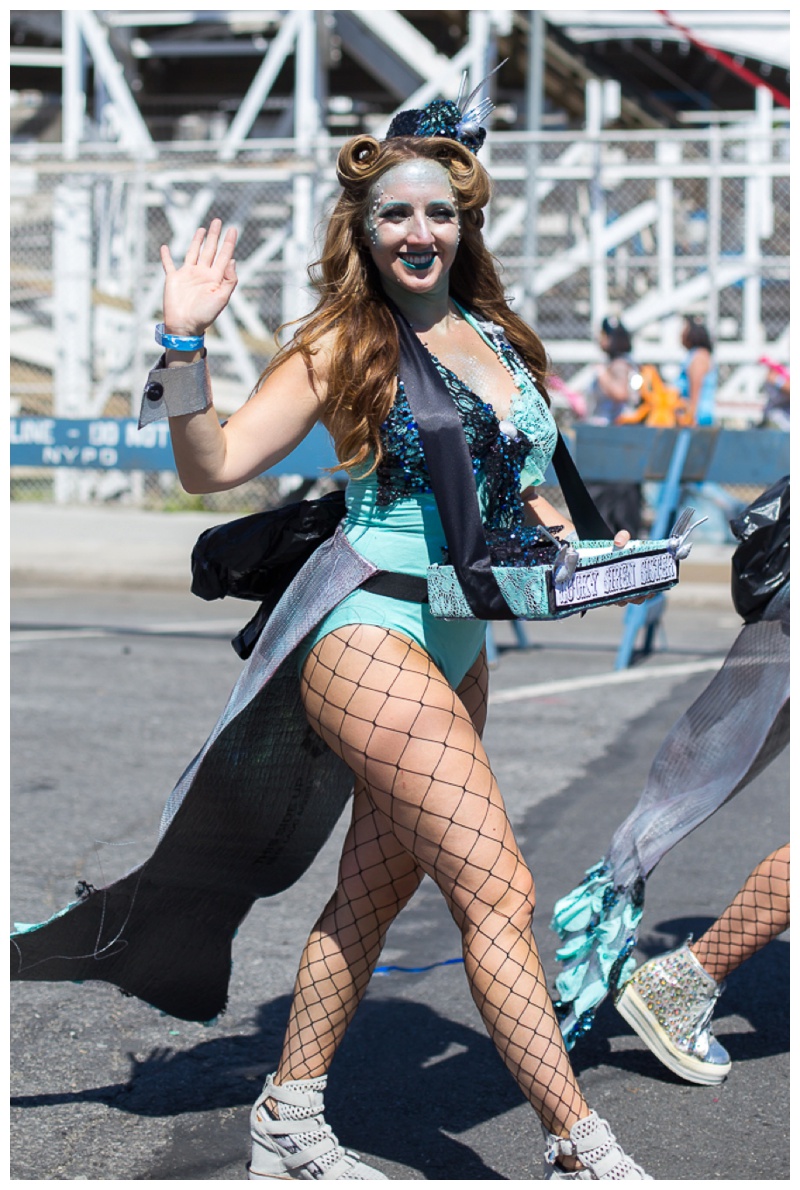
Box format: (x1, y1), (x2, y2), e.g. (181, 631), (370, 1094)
(408, 305), (542, 423)
(482, 322), (540, 394)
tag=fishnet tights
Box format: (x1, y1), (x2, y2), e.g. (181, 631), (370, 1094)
(276, 625), (587, 1138)
(691, 844), (790, 984)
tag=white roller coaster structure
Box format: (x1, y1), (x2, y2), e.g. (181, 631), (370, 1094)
(10, 10), (789, 431)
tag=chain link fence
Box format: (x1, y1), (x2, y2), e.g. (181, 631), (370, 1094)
(11, 126), (789, 512)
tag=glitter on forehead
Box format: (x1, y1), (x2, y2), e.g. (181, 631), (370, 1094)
(372, 158), (455, 199)
(365, 158), (458, 245)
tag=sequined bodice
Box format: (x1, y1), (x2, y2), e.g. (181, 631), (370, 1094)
(375, 313), (557, 530)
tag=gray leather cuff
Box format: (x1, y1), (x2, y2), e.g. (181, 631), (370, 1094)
(139, 351), (212, 427)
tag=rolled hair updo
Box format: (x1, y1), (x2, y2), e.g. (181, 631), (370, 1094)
(257, 134), (551, 477)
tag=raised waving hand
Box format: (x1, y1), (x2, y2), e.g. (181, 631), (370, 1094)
(160, 218), (238, 338)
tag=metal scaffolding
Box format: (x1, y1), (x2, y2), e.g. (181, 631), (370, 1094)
(11, 10), (790, 442)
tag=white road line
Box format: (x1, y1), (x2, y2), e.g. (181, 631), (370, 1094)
(143, 620), (246, 633)
(10, 628), (111, 643)
(488, 657), (724, 705)
(10, 630), (725, 700)
(10, 621), (245, 644)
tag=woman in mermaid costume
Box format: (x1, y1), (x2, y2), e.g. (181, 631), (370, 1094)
(11, 82), (651, 1180)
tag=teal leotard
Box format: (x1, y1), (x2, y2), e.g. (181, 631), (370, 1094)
(298, 309), (558, 688)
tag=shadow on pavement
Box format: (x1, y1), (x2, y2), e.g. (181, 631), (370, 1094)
(11, 993), (525, 1180)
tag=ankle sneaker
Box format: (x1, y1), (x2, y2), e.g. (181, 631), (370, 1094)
(248, 1073), (387, 1180)
(545, 1112), (651, 1180)
(615, 943), (731, 1085)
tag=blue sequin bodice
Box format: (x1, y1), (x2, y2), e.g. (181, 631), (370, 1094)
(376, 314), (557, 530)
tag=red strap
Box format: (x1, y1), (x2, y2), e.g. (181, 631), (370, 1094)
(656, 10), (790, 109)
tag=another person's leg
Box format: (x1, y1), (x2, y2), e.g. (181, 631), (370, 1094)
(617, 845), (790, 1085)
(690, 843), (790, 980)
(288, 626), (647, 1179)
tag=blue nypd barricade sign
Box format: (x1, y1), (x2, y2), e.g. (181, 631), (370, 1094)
(10, 418), (174, 470)
(10, 418), (339, 474)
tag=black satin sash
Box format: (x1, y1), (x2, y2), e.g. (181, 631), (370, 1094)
(392, 306), (611, 620)
(393, 307), (515, 619)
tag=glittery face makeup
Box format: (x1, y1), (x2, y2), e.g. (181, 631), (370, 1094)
(364, 159), (460, 290)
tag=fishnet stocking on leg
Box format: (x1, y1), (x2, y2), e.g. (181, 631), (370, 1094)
(455, 645), (490, 738)
(296, 625), (588, 1137)
(275, 785), (424, 1083)
(691, 844), (790, 983)
(275, 648), (489, 1085)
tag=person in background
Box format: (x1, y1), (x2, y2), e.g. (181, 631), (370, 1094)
(550, 478), (789, 1068)
(678, 316), (717, 426)
(616, 844), (789, 1085)
(585, 317), (641, 426)
(758, 357), (790, 430)
(584, 317), (643, 538)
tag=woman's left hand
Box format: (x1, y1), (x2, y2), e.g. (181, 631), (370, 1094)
(612, 528), (653, 606)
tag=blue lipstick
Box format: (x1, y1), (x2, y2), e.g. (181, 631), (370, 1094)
(400, 253), (435, 271)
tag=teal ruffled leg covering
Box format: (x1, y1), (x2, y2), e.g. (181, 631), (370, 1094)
(550, 861), (645, 1050)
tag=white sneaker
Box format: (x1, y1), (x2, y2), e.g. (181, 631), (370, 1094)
(248, 1073), (388, 1180)
(545, 1111), (651, 1180)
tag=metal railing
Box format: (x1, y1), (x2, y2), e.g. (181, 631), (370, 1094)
(11, 120), (789, 508)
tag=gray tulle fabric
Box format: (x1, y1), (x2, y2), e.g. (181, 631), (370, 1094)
(550, 582), (790, 1049)
(159, 527), (376, 838)
(11, 529), (379, 1022)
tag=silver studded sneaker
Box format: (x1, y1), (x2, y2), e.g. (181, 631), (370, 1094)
(615, 943), (731, 1085)
(248, 1073), (387, 1180)
(545, 1112), (651, 1180)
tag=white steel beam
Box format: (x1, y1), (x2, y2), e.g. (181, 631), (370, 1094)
(214, 307), (261, 392)
(53, 183), (93, 417)
(73, 11), (156, 157)
(10, 48), (66, 67)
(218, 11), (303, 161)
(706, 127), (723, 341)
(294, 9), (322, 154)
(656, 140), (679, 359)
(530, 201), (659, 293)
(350, 10), (500, 137)
(618, 262), (752, 333)
(62, 11), (85, 161)
(351, 10), (459, 90)
(485, 140), (594, 252)
(333, 11), (422, 100)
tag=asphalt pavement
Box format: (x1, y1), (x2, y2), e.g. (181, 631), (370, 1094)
(9, 505), (789, 1180)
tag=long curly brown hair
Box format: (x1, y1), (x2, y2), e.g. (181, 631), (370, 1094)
(258, 133), (550, 477)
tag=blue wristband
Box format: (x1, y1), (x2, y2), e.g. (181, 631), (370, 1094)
(155, 323), (205, 351)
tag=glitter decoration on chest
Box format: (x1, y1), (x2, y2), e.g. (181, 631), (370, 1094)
(375, 325), (557, 532)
